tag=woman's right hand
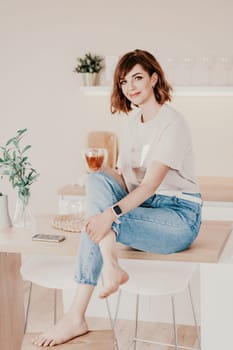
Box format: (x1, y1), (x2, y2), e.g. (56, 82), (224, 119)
(85, 208), (116, 244)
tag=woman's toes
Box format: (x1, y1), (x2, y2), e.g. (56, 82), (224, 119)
(99, 285), (118, 299)
(43, 338), (53, 347)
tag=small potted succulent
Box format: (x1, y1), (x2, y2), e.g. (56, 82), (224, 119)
(74, 52), (104, 86)
(0, 128), (39, 228)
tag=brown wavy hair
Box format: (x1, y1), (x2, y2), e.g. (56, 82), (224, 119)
(110, 49), (172, 114)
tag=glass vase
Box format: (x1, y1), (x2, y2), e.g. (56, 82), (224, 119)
(13, 195), (35, 229)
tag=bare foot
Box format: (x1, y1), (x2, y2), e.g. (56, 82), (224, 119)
(31, 312), (88, 347)
(99, 264), (129, 298)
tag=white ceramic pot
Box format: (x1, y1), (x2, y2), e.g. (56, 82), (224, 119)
(81, 72), (97, 86)
(0, 195), (12, 229)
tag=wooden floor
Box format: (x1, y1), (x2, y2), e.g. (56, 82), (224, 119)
(23, 281), (200, 350)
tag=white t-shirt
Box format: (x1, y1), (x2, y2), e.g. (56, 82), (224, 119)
(117, 103), (199, 194)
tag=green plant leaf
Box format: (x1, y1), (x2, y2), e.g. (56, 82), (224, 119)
(6, 137), (16, 146)
(12, 139), (19, 148)
(29, 174), (40, 182)
(21, 156), (28, 163)
(3, 149), (9, 160)
(74, 52), (103, 73)
(0, 128), (39, 195)
(22, 145), (31, 154)
(17, 128), (27, 136)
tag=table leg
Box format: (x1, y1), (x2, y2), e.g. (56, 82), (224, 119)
(200, 263), (233, 350)
(0, 253), (24, 350)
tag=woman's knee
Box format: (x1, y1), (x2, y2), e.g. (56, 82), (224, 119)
(86, 172), (114, 205)
(87, 171), (126, 197)
(88, 172), (116, 198)
(86, 172), (126, 215)
(87, 172), (109, 189)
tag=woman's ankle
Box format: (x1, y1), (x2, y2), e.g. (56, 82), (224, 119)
(65, 309), (86, 323)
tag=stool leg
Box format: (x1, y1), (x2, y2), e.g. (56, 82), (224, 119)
(188, 285), (201, 349)
(133, 294), (140, 350)
(113, 289), (122, 327)
(54, 289), (57, 325)
(105, 296), (119, 350)
(100, 275), (119, 350)
(171, 296), (178, 350)
(24, 281), (33, 333)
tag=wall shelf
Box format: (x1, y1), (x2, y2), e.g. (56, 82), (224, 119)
(80, 86), (233, 97)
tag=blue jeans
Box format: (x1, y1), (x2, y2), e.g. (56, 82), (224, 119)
(74, 172), (202, 286)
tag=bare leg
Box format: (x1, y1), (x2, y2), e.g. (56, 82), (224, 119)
(31, 230), (128, 346)
(99, 230), (129, 298)
(32, 284), (94, 347)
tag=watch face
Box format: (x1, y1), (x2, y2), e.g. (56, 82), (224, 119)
(113, 205), (122, 216)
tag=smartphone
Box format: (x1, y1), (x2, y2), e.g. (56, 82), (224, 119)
(32, 233), (66, 243)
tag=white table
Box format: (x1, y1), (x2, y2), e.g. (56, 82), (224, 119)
(0, 214), (233, 350)
(0, 215), (80, 350)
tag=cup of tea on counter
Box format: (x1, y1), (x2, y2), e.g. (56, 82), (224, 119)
(83, 148), (108, 172)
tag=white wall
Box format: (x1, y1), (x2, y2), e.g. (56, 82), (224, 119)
(0, 0), (233, 216)
(2, 1), (233, 330)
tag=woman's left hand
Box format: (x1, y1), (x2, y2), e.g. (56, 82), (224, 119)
(85, 208), (115, 244)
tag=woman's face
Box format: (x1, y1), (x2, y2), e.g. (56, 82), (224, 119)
(120, 64), (157, 106)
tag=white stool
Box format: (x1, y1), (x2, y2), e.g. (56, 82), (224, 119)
(114, 260), (201, 350)
(20, 254), (77, 332)
(21, 254), (119, 349)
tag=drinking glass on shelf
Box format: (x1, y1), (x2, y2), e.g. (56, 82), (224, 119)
(200, 56), (216, 86)
(183, 56), (196, 86)
(219, 56), (233, 86)
(164, 56), (179, 85)
(82, 148), (108, 172)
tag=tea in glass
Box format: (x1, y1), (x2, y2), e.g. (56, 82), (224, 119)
(83, 148), (107, 172)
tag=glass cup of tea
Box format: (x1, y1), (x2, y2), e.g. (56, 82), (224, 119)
(83, 148), (108, 172)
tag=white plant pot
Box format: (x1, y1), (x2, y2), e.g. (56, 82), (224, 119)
(0, 195), (12, 229)
(81, 72), (98, 86)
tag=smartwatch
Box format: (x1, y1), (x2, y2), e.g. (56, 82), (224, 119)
(112, 204), (122, 216)
(111, 204), (123, 223)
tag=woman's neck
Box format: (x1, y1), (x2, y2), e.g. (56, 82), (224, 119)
(140, 99), (162, 123)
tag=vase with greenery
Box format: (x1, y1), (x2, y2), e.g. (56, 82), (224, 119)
(74, 52), (104, 86)
(0, 128), (39, 228)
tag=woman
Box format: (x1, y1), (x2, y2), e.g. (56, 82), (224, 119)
(32, 49), (202, 347)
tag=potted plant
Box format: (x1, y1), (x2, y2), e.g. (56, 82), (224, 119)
(0, 128), (40, 228)
(74, 52), (104, 86)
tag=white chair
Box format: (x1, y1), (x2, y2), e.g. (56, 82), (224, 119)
(21, 254), (119, 349)
(20, 254), (77, 332)
(113, 259), (201, 350)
